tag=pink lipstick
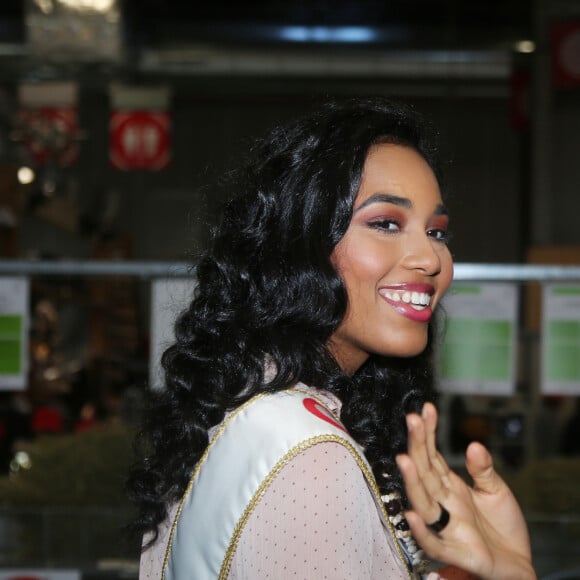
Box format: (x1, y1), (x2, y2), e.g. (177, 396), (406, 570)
(378, 283), (435, 323)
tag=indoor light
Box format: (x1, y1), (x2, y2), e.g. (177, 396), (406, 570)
(17, 166), (35, 185)
(514, 40), (536, 54)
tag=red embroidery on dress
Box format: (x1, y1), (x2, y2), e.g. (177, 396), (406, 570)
(303, 398), (348, 433)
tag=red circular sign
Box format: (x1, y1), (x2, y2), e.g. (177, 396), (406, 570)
(110, 110), (171, 170)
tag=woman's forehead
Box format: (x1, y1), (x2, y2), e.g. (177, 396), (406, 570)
(356, 143), (442, 208)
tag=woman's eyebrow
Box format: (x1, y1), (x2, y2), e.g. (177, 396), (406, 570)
(354, 193), (411, 212)
(354, 193), (449, 217)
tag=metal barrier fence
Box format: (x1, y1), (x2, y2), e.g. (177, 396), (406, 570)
(1, 260), (580, 280)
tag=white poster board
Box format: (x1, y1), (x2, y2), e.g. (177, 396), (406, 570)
(541, 284), (580, 395)
(0, 571), (80, 580)
(150, 278), (195, 390)
(437, 283), (519, 395)
(0, 277), (29, 390)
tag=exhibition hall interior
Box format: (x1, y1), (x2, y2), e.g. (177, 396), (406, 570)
(0, 0), (579, 578)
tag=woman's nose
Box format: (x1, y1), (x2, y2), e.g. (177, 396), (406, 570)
(401, 234), (442, 276)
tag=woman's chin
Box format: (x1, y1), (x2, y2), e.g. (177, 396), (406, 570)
(376, 338), (429, 359)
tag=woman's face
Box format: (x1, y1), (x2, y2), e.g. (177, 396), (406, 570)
(328, 143), (453, 374)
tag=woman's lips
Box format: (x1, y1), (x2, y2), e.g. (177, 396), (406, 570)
(378, 284), (435, 323)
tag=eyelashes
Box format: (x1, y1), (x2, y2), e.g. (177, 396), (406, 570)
(428, 228), (453, 244)
(367, 219), (401, 233)
(366, 219), (453, 244)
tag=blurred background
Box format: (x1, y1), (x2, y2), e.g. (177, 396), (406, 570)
(0, 0), (579, 578)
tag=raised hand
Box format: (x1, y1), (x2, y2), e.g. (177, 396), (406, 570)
(396, 402), (536, 580)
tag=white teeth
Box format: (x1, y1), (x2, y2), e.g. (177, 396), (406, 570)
(382, 289), (432, 307)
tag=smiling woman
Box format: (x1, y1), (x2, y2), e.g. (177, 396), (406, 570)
(128, 98), (535, 580)
(329, 144), (454, 373)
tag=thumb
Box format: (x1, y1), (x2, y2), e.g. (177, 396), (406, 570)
(465, 441), (503, 494)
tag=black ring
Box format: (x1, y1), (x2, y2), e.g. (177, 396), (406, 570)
(427, 502), (450, 533)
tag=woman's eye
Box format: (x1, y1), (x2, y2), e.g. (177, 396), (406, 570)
(368, 219), (400, 233)
(428, 228), (452, 243)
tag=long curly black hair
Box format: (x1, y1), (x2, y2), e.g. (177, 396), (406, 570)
(128, 96), (443, 546)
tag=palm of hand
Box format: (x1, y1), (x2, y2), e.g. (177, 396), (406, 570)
(396, 403), (535, 580)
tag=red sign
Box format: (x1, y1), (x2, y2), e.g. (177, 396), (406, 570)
(17, 107), (79, 167)
(110, 110), (171, 170)
(551, 21), (580, 88)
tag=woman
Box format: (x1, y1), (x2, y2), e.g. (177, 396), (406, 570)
(129, 98), (535, 579)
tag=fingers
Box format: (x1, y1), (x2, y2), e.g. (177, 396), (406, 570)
(398, 403), (456, 529)
(407, 404), (448, 474)
(465, 441), (503, 495)
(406, 404), (451, 497)
(397, 450), (444, 526)
(421, 403), (451, 480)
(404, 509), (467, 569)
(396, 453), (439, 522)
(403, 508), (455, 562)
(423, 408), (439, 464)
